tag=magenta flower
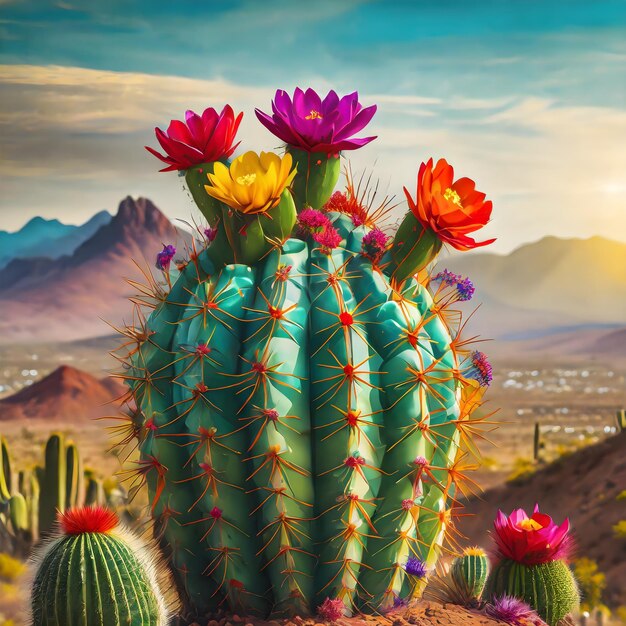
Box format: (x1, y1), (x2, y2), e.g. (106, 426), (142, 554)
(465, 351), (493, 387)
(486, 595), (547, 626)
(145, 106), (243, 172)
(156, 244), (176, 271)
(313, 225), (342, 251)
(255, 88), (377, 153)
(362, 228), (390, 262)
(317, 597), (345, 621)
(493, 505), (572, 566)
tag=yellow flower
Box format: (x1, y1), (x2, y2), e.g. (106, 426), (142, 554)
(205, 151), (296, 214)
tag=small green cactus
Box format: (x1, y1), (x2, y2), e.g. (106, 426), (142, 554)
(485, 560), (579, 626)
(450, 547), (489, 603)
(30, 506), (168, 626)
(485, 505), (579, 626)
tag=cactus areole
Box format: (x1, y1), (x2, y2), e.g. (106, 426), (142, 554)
(119, 87), (496, 619)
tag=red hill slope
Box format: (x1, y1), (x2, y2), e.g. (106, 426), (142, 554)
(0, 365), (124, 422)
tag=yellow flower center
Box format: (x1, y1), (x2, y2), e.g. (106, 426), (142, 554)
(305, 110), (323, 120)
(236, 173), (257, 186)
(444, 187), (463, 207)
(518, 518), (543, 531)
(464, 547), (487, 557)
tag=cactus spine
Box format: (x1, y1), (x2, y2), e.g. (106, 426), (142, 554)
(30, 506), (167, 626)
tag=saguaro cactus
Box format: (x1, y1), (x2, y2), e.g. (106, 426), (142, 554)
(118, 87), (496, 619)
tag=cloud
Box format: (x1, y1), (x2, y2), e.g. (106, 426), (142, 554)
(0, 64), (625, 253)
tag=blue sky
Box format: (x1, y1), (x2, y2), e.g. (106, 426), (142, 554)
(1, 0), (625, 251)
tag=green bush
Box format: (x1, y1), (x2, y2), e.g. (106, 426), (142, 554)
(573, 557), (606, 612)
(613, 520), (626, 539)
(0, 553), (24, 583)
(506, 457), (535, 482)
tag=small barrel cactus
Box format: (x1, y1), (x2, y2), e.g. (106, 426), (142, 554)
(450, 547), (489, 603)
(117, 87), (496, 619)
(30, 506), (167, 626)
(484, 505), (579, 626)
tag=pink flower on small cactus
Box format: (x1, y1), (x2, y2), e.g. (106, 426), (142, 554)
(146, 105), (242, 172)
(493, 504), (572, 566)
(317, 597), (345, 622)
(156, 244), (176, 271)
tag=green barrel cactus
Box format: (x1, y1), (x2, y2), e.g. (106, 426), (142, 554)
(484, 505), (580, 626)
(118, 88), (495, 619)
(450, 547), (489, 603)
(30, 505), (167, 626)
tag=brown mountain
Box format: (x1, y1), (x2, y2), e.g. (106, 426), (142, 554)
(440, 235), (626, 340)
(0, 196), (189, 343)
(460, 430), (626, 607)
(0, 365), (124, 422)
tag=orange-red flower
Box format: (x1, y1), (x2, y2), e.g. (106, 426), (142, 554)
(404, 158), (495, 251)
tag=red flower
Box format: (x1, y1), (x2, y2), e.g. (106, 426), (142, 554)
(58, 506), (119, 535)
(493, 504), (572, 565)
(404, 158), (495, 251)
(145, 106), (243, 172)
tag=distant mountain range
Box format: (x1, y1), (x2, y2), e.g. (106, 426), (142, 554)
(439, 235), (626, 340)
(0, 197), (190, 343)
(0, 211), (112, 269)
(0, 200), (624, 350)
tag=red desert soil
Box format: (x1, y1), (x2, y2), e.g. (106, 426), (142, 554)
(185, 603), (511, 626)
(0, 364), (124, 422)
(461, 430), (626, 607)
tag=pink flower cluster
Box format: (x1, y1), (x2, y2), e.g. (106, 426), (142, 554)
(296, 208), (342, 252)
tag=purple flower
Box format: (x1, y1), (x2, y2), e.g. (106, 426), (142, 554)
(204, 226), (218, 242)
(466, 350), (493, 387)
(432, 269), (475, 302)
(404, 555), (427, 578)
(255, 88), (377, 153)
(486, 595), (547, 626)
(156, 244), (176, 271)
(393, 595), (408, 609)
(362, 228), (390, 262)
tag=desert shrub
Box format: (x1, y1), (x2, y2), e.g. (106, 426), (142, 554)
(0, 554), (24, 583)
(507, 457), (535, 482)
(612, 520), (626, 539)
(616, 490), (626, 501)
(616, 605), (626, 624)
(573, 557), (606, 612)
(480, 456), (499, 470)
